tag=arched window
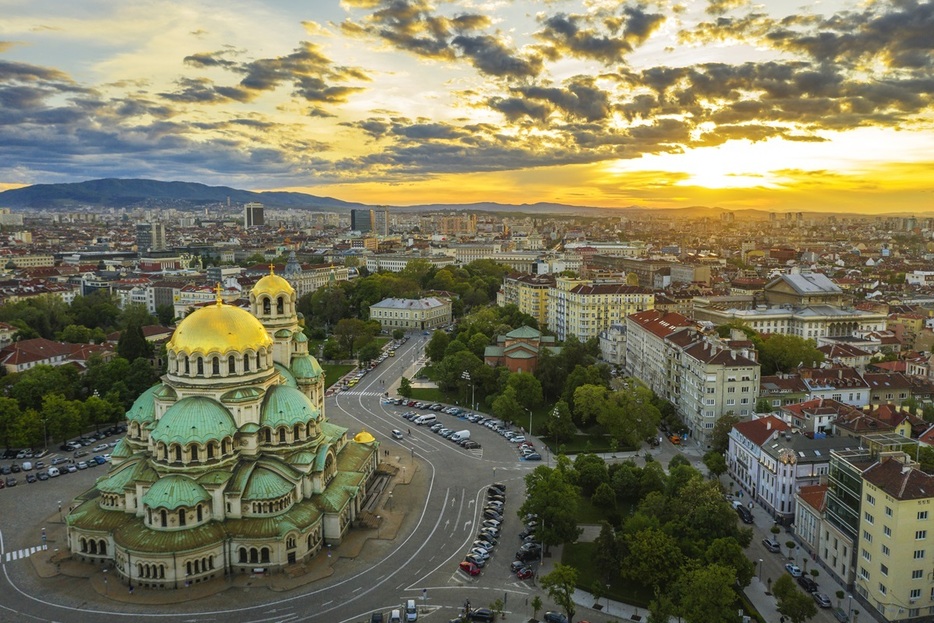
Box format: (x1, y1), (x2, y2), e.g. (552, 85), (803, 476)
(160, 509), (167, 527)
(278, 428), (286, 443)
(207, 443), (215, 460)
(212, 357), (220, 375)
(239, 548), (247, 563)
(255, 353), (261, 369)
(186, 560), (192, 576)
(191, 445), (199, 461)
(178, 508), (186, 527)
(287, 536), (296, 549)
(184, 358), (190, 374)
(276, 296), (284, 314)
(249, 549), (258, 564)
(100, 541), (107, 555)
(162, 444), (168, 461)
(264, 428), (271, 443)
(228, 355), (236, 374)
(263, 297), (271, 315)
(243, 355), (250, 372)
(293, 424), (302, 440)
(196, 358), (204, 376)
(261, 548), (270, 563)
(174, 445), (182, 462)
(196, 505), (203, 522)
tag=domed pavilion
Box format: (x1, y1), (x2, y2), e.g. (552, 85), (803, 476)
(66, 269), (380, 589)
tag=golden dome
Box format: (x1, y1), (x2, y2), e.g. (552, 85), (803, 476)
(353, 430), (376, 444)
(168, 300), (272, 355)
(252, 265), (294, 298)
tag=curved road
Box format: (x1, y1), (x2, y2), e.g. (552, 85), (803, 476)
(0, 334), (539, 623)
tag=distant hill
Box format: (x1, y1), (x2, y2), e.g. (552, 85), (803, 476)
(0, 178), (367, 210)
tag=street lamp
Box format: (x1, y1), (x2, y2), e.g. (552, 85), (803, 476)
(103, 569), (108, 596)
(526, 408), (533, 437)
(388, 493), (393, 511)
(377, 515), (381, 539)
(758, 558), (763, 581)
(461, 371), (475, 410)
(58, 500), (62, 522)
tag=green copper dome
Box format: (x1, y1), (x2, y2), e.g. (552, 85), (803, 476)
(126, 384), (160, 424)
(260, 385), (317, 428)
(275, 363), (298, 388)
(243, 468), (295, 501)
(291, 354), (323, 379)
(150, 396), (237, 446)
(143, 475), (210, 510)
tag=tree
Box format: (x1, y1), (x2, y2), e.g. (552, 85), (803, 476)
(704, 537), (754, 587)
(117, 322), (154, 361)
(531, 596), (543, 620)
(540, 564), (578, 623)
(647, 592), (677, 623)
(0, 397), (23, 449)
(506, 372), (544, 411)
(333, 318), (370, 357)
(59, 324), (94, 343)
(755, 397), (774, 413)
(772, 574), (796, 602)
(426, 330), (450, 362)
(519, 465), (582, 551)
(710, 413), (741, 454)
(625, 528), (684, 591)
(592, 482), (616, 509)
(491, 387), (523, 425)
(357, 341), (381, 365)
(592, 521), (623, 582)
(545, 400), (576, 444)
(703, 451), (728, 479)
(574, 453), (609, 496)
(155, 303), (175, 326)
(392, 329), (405, 340)
(398, 377), (413, 398)
(758, 334), (824, 375)
(777, 586), (818, 623)
(676, 564), (739, 623)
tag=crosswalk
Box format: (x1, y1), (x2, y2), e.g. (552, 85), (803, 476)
(337, 390), (386, 397)
(4, 543), (47, 562)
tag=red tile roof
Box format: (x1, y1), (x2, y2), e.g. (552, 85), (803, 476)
(733, 415), (790, 446)
(797, 484), (828, 513)
(863, 458), (934, 501)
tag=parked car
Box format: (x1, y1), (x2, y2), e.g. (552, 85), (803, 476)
(813, 592), (832, 608)
(762, 538), (782, 553)
(459, 561), (482, 576)
(785, 563), (803, 577)
(464, 554), (486, 568)
(831, 607), (849, 622)
(543, 613), (569, 623)
(523, 452), (542, 461)
(468, 609), (494, 622)
(797, 575), (818, 593)
(25, 473), (37, 483)
(516, 567), (534, 580)
(736, 505), (753, 524)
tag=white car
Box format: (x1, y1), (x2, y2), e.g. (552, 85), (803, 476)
(92, 444), (109, 452)
(511, 435), (526, 444)
(391, 429), (404, 440)
(785, 563), (802, 577)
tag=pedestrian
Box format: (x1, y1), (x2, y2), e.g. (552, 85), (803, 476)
(749, 501), (753, 510)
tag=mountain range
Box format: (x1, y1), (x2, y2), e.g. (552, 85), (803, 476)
(0, 178), (893, 220)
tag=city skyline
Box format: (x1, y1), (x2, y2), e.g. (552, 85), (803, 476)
(1, 0), (932, 213)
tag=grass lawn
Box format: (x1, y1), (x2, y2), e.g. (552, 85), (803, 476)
(409, 387), (452, 404)
(321, 363), (355, 389)
(562, 542), (652, 607)
(576, 497), (636, 524)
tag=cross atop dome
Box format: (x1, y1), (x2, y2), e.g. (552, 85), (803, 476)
(214, 282), (223, 305)
(269, 263), (276, 275)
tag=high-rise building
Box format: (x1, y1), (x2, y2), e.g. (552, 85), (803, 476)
(243, 202), (264, 228)
(350, 209), (372, 233)
(136, 222), (166, 253)
(372, 208), (390, 236)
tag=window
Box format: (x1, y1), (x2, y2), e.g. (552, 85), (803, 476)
(859, 567), (870, 580)
(879, 584), (887, 595)
(884, 526), (892, 537)
(917, 530), (928, 540)
(920, 511), (929, 521)
(911, 588), (922, 600)
(912, 569), (924, 580)
(880, 564), (888, 576)
(865, 512), (874, 524)
(882, 545), (890, 556)
(866, 494), (875, 505)
(863, 530), (873, 542)
(885, 506), (893, 517)
(914, 550), (925, 559)
(862, 549), (871, 561)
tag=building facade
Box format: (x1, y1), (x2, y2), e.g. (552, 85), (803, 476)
(368, 297), (452, 330)
(548, 277), (654, 341)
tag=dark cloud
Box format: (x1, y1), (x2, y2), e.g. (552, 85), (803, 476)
(451, 35), (542, 79)
(536, 6), (665, 64)
(513, 78), (612, 122)
(705, 0), (749, 16)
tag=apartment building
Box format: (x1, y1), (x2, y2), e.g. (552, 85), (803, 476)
(365, 254), (455, 274)
(625, 309), (695, 399)
(728, 415), (789, 503)
(548, 277), (654, 341)
(496, 273), (555, 328)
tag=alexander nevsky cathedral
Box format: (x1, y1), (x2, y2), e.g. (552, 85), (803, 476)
(65, 269), (380, 588)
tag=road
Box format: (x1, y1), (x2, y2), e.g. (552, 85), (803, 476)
(0, 333), (543, 623)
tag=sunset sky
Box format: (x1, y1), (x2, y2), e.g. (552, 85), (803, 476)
(1, 0), (932, 212)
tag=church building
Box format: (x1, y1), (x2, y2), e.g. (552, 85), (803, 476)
(65, 268), (380, 588)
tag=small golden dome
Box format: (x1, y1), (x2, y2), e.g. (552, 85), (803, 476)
(168, 301), (272, 355)
(252, 264), (294, 298)
(353, 430), (376, 444)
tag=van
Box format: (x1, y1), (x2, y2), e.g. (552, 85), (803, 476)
(21, 461), (32, 471)
(47, 467), (60, 478)
(414, 414), (436, 426)
(450, 430), (470, 443)
(404, 599), (417, 621)
(389, 609), (402, 623)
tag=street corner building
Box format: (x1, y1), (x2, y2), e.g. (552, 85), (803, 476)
(65, 268), (380, 589)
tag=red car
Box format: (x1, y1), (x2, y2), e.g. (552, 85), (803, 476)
(516, 567), (533, 580)
(459, 561), (482, 576)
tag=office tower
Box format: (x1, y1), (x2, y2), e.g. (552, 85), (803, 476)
(372, 208), (390, 236)
(136, 222), (166, 252)
(244, 202), (265, 228)
(350, 208), (372, 233)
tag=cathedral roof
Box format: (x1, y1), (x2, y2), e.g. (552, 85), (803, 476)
(252, 266), (294, 298)
(243, 468), (294, 501)
(150, 396), (237, 445)
(291, 353), (323, 379)
(143, 475), (211, 510)
(168, 299), (272, 356)
(126, 384), (160, 424)
(261, 385), (316, 428)
(275, 362), (298, 388)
